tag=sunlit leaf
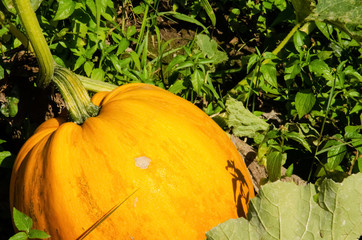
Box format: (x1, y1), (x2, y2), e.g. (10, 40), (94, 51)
(207, 173), (362, 239)
(226, 97), (269, 138)
(53, 0), (75, 21)
(13, 208), (32, 233)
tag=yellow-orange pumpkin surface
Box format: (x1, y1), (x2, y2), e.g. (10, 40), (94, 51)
(10, 83), (254, 239)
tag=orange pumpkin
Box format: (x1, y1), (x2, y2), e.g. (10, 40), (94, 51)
(10, 83), (254, 239)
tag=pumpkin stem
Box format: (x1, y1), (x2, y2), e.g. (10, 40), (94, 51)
(13, 0), (54, 88)
(13, 0), (101, 123)
(53, 66), (100, 124)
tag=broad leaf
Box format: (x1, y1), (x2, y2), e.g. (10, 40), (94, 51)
(283, 131), (312, 152)
(306, 0), (362, 43)
(295, 89), (316, 119)
(13, 207), (33, 233)
(260, 64), (277, 88)
(226, 98), (269, 138)
(324, 136), (347, 171)
(53, 0), (75, 21)
(206, 173), (362, 239)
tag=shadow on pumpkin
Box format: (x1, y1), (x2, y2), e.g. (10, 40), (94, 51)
(226, 160), (252, 218)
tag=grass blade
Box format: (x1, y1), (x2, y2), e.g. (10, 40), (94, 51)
(200, 0), (216, 26)
(77, 188), (139, 240)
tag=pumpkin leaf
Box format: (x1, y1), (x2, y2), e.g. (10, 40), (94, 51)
(206, 173), (362, 239)
(12, 207), (33, 233)
(306, 0), (362, 43)
(226, 97), (269, 138)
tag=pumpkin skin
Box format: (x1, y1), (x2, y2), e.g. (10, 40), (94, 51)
(10, 83), (254, 239)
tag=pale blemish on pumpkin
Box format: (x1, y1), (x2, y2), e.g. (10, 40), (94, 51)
(134, 197), (138, 207)
(135, 156), (151, 169)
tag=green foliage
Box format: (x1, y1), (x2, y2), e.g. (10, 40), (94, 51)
(206, 173), (362, 239)
(225, 97), (269, 138)
(0, 139), (12, 168)
(9, 208), (50, 240)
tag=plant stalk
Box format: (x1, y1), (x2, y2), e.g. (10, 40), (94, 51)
(53, 66), (99, 124)
(13, 0), (54, 88)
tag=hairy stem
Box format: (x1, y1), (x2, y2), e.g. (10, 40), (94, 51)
(13, 0), (54, 88)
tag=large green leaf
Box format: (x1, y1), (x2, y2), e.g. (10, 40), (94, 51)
(206, 173), (362, 239)
(226, 97), (269, 138)
(306, 0), (362, 43)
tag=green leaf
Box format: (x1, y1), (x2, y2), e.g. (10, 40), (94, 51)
(74, 56), (86, 71)
(306, 0), (362, 43)
(190, 69), (204, 96)
(285, 164), (294, 177)
(309, 59), (333, 81)
(295, 89), (316, 119)
(200, 0), (216, 26)
(226, 97), (269, 138)
(267, 151), (283, 181)
(206, 173), (362, 239)
(158, 12), (209, 34)
(284, 61), (301, 81)
(283, 131), (312, 152)
(168, 80), (187, 94)
(116, 38), (130, 55)
(1, 96), (19, 118)
(28, 229), (50, 239)
(260, 64), (277, 88)
(358, 158), (362, 172)
(133, 4), (145, 15)
(53, 0), (76, 21)
(196, 34), (228, 64)
(290, 0), (315, 22)
(247, 54), (260, 74)
(9, 232), (28, 240)
(90, 68), (104, 81)
(0, 150), (11, 166)
(293, 30), (308, 52)
(129, 51), (141, 71)
(324, 137), (347, 171)
(344, 125), (362, 140)
(83, 61), (94, 77)
(13, 207), (33, 233)
(315, 21), (334, 40)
